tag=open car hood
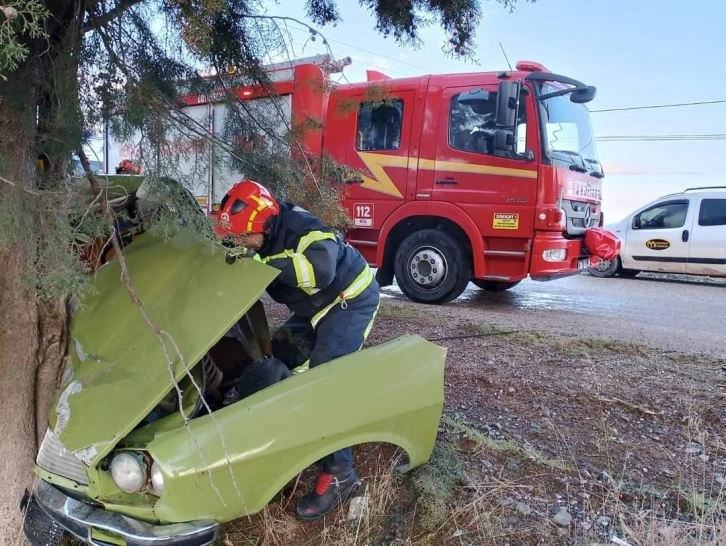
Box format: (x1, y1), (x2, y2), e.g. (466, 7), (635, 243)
(49, 229), (278, 465)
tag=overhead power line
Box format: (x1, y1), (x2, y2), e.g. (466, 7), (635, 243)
(278, 24), (726, 118)
(591, 100), (726, 113)
(598, 134), (726, 142)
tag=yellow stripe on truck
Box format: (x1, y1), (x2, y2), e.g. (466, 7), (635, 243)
(417, 158), (537, 179)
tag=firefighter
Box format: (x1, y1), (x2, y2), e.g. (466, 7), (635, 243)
(213, 179), (380, 521)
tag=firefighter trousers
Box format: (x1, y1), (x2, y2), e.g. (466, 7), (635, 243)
(271, 279), (380, 472)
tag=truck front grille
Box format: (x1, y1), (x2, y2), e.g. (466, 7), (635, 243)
(564, 201), (600, 235)
(36, 429), (89, 485)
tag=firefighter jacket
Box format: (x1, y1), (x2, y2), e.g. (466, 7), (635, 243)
(258, 201), (374, 324)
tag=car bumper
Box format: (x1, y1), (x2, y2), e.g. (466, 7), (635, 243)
(24, 480), (219, 546)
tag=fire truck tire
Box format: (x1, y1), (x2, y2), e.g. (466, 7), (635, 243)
(472, 280), (521, 292)
(394, 229), (472, 304)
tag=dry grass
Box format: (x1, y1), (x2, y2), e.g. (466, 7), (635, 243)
(223, 446), (411, 546)
(377, 301), (437, 322)
(410, 414), (726, 546)
(215, 319), (725, 545)
(614, 515), (726, 546)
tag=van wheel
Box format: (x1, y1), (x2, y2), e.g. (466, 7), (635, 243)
(588, 257), (620, 278)
(472, 280), (521, 291)
(394, 229), (471, 304)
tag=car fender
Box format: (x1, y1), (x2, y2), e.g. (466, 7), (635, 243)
(147, 334), (446, 523)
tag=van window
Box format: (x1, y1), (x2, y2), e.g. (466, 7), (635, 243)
(449, 91), (526, 158)
(698, 198), (726, 227)
(356, 100), (404, 151)
(634, 201), (689, 230)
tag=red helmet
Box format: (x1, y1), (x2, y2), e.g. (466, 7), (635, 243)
(214, 179), (280, 238)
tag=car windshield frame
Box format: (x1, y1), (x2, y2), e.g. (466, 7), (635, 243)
(535, 80), (601, 173)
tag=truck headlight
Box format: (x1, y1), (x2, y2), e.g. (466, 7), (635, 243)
(151, 461), (165, 495)
(543, 249), (568, 262)
(110, 452), (147, 494)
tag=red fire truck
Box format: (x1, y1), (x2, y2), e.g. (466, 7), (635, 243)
(105, 54), (617, 304)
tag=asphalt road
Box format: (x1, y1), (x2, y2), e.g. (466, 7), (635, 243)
(381, 273), (726, 354)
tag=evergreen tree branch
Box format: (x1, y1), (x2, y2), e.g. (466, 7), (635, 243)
(0, 175), (65, 197)
(82, 0), (145, 34)
(241, 14), (331, 35)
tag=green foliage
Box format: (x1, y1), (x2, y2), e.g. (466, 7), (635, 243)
(0, 0), (48, 77)
(134, 176), (217, 241)
(333, 83), (398, 118)
(0, 188), (90, 299)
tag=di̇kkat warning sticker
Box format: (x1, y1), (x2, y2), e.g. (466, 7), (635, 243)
(493, 213), (520, 230)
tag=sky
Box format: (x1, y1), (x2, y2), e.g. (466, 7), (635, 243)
(262, 0), (726, 222)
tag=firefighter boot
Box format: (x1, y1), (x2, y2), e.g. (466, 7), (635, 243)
(296, 465), (359, 521)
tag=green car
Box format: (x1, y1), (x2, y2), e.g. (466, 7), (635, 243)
(22, 228), (447, 546)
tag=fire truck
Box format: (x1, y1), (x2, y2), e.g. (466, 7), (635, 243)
(105, 54), (617, 304)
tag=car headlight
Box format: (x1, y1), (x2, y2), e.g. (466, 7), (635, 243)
(110, 452), (148, 494)
(151, 461), (165, 495)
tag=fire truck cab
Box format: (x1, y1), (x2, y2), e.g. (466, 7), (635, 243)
(324, 61), (605, 303)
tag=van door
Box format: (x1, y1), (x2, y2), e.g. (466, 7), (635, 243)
(686, 196), (726, 275)
(623, 198), (693, 273)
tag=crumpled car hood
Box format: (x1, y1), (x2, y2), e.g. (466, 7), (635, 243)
(50, 229), (278, 465)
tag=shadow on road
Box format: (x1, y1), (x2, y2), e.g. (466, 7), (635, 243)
(623, 273), (726, 289)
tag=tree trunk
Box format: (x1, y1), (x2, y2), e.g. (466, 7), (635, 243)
(0, 59), (68, 545)
(0, 249), (41, 546)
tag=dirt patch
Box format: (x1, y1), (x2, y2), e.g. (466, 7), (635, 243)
(227, 298), (726, 545)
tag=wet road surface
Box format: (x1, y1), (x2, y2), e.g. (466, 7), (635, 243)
(381, 273), (726, 354)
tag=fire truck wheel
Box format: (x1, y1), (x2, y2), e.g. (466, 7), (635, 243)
(472, 280), (521, 292)
(394, 229), (472, 304)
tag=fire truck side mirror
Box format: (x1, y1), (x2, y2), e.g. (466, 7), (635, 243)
(570, 85), (597, 104)
(494, 129), (514, 152)
(496, 81), (518, 128)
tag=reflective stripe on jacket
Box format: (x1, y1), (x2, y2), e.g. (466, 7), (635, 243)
(259, 201), (373, 320)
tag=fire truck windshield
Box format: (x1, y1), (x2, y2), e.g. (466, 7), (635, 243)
(539, 81), (600, 173)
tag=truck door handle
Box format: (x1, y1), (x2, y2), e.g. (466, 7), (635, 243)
(436, 178), (458, 185)
(682, 229), (689, 242)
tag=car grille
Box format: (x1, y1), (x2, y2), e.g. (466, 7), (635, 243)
(36, 429), (89, 485)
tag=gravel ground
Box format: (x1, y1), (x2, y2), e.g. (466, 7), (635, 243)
(253, 283), (726, 545)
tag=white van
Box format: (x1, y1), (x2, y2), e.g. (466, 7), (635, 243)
(589, 187), (726, 278)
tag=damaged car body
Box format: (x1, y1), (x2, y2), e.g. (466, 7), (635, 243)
(22, 228), (447, 546)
